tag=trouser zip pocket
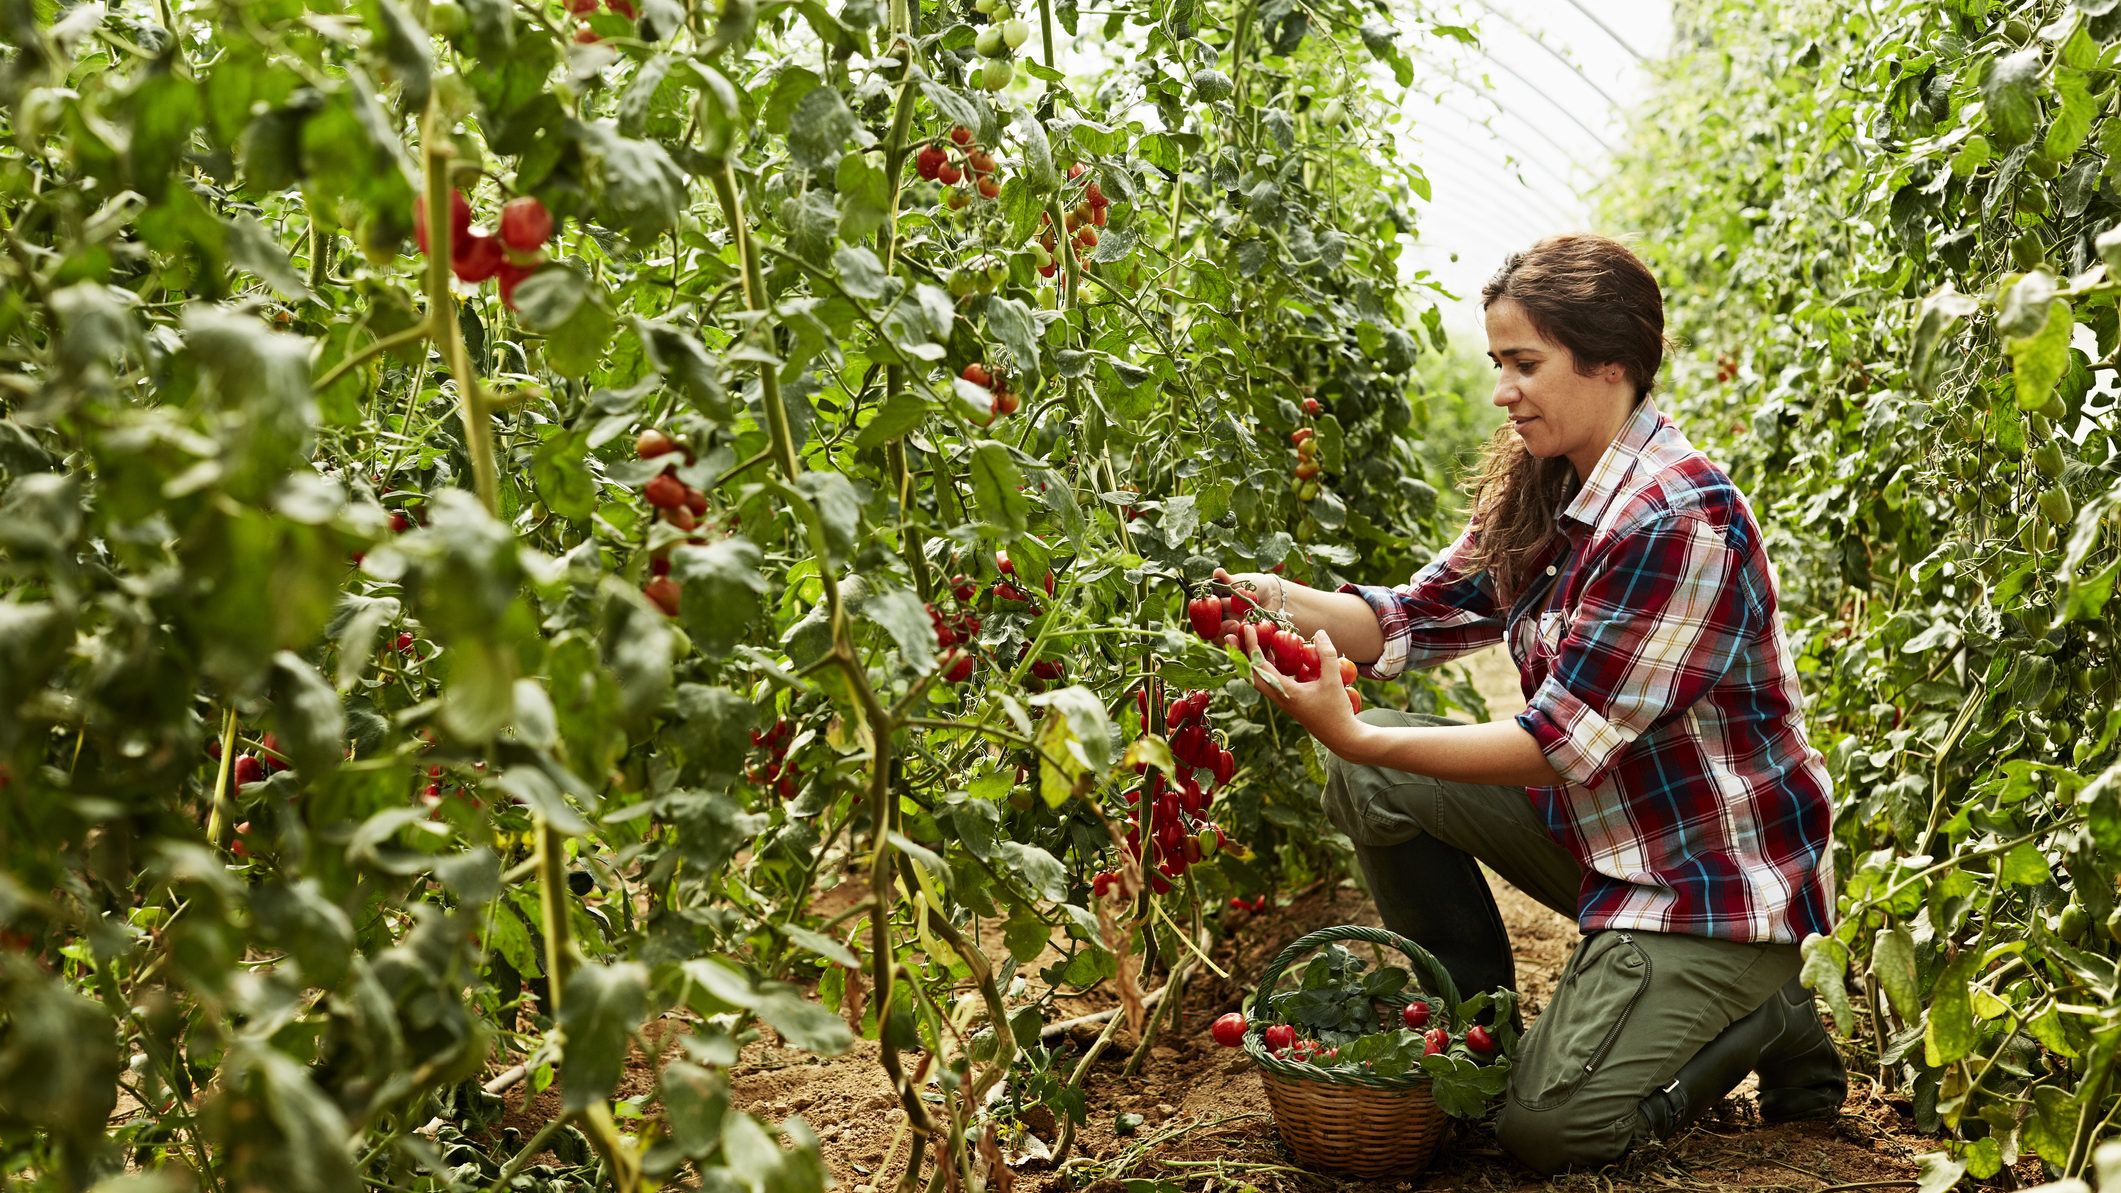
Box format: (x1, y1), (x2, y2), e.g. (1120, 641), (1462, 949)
(1583, 931), (1650, 1076)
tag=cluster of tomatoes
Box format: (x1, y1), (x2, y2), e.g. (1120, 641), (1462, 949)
(747, 719), (800, 800)
(418, 760), (482, 817)
(928, 575), (983, 685)
(960, 361), (1018, 422)
(917, 126), (1003, 207)
(1089, 687), (1237, 897)
(412, 191), (553, 310)
(966, 0), (1028, 90)
(635, 428), (704, 616)
(566, 0), (636, 41)
(928, 551), (1058, 684)
(1209, 1001), (1497, 1061)
(1184, 583), (1361, 715)
(1035, 164), (1109, 277)
(1288, 396), (1325, 500)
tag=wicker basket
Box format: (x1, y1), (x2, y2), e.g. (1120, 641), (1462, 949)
(1242, 924), (1464, 1179)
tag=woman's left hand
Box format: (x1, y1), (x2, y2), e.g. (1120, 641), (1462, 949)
(1224, 623), (1362, 754)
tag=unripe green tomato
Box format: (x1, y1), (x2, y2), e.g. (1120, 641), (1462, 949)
(2058, 903), (2089, 942)
(1196, 828), (1218, 856)
(2040, 390), (2069, 422)
(1318, 98), (1345, 127)
(2039, 486), (2076, 527)
(2005, 17), (2033, 43)
(2019, 518), (2048, 555)
(429, 0), (466, 35)
(1007, 789), (1034, 812)
(2106, 905), (2121, 945)
(947, 269), (977, 299)
(984, 256), (1009, 286)
(2074, 666), (2095, 695)
(2018, 185), (2052, 218)
(980, 57), (1013, 90)
(2027, 153), (2063, 180)
(2011, 233), (2048, 271)
(975, 24), (1006, 57)
(1001, 17), (1029, 47)
(1028, 242), (1053, 268)
(1295, 479), (1320, 502)
(2033, 441), (2066, 479)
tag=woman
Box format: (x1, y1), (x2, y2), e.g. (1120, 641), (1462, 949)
(1218, 234), (1845, 1174)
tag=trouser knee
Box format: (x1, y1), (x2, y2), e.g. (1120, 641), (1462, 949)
(1494, 1099), (1642, 1175)
(1319, 709), (1435, 845)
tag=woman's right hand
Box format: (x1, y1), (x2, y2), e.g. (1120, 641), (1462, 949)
(1213, 567), (1286, 614)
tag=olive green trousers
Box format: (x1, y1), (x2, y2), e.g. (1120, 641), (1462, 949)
(1320, 710), (1803, 1174)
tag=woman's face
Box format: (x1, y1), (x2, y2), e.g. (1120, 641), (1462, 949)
(1483, 297), (1638, 482)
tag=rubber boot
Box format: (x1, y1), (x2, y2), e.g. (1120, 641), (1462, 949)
(1350, 835), (1519, 1026)
(1635, 986), (1787, 1139)
(1753, 977), (1847, 1122)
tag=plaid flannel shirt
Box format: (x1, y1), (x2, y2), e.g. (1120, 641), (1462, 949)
(1342, 397), (1835, 943)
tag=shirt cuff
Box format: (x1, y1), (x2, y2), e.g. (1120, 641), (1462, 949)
(1338, 582), (1410, 680)
(1516, 674), (1634, 790)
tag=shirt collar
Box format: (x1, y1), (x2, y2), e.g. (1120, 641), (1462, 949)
(1559, 396), (1663, 530)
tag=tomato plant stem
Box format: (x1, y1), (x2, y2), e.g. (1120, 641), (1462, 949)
(203, 706), (237, 850)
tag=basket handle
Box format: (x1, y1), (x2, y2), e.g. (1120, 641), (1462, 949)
(1247, 924), (1464, 1027)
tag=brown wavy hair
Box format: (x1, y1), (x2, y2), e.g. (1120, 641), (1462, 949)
(1465, 234), (1670, 608)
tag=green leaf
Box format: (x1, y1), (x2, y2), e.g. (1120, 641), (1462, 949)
(1982, 49), (2044, 148)
(511, 263), (590, 330)
(969, 442), (1030, 534)
(997, 841), (1066, 899)
(836, 151), (891, 243)
(1998, 840), (2051, 886)
(1799, 932), (1855, 1035)
(1011, 111), (1060, 195)
(1923, 947), (1982, 1066)
(269, 652), (344, 773)
(853, 391), (930, 447)
(250, 879), (356, 989)
(861, 585), (935, 672)
(672, 538), (766, 657)
(531, 425), (597, 521)
(1870, 925), (1919, 1024)
(754, 989), (855, 1053)
(583, 123), (689, 243)
(1911, 284), (1978, 397)
(2045, 68), (2095, 161)
(2001, 278), (2073, 413)
(226, 213), (312, 303)
(787, 85), (858, 172)
(1914, 1150), (1966, 1193)
(559, 962), (649, 1111)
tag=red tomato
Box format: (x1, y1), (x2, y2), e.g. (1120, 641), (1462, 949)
(1423, 1027), (1449, 1055)
(1466, 1025), (1496, 1055)
(1402, 1001), (1430, 1030)
(1211, 1012), (1247, 1048)
(1264, 1024), (1296, 1052)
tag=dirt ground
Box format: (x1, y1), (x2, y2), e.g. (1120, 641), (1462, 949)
(685, 647), (2027, 1192)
